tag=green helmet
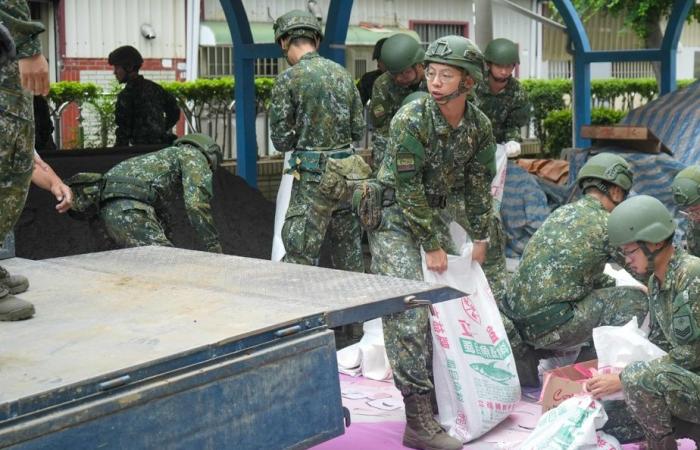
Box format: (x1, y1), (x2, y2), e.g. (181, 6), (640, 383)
(381, 33), (424, 74)
(108, 45), (143, 68)
(575, 153), (633, 192)
(672, 166), (700, 208)
(401, 91), (430, 107)
(608, 195), (676, 247)
(65, 172), (103, 220)
(484, 38), (520, 65)
(424, 35), (484, 83)
(273, 10), (323, 44)
(174, 133), (222, 170)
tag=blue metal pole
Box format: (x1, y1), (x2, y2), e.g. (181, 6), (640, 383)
(320, 0), (354, 65)
(660, 0), (693, 95)
(551, 0), (592, 150)
(220, 0), (259, 187)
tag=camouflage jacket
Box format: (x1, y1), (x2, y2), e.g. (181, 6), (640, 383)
(369, 72), (422, 167)
(0, 0), (44, 121)
(686, 219), (700, 257)
(475, 77), (531, 143)
(269, 51), (364, 152)
(105, 145), (221, 252)
(114, 76), (180, 147)
(377, 95), (495, 250)
(647, 249), (700, 374)
(509, 195), (619, 316)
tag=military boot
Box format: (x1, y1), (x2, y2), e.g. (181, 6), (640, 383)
(0, 265), (29, 295)
(646, 434), (678, 450)
(403, 393), (463, 450)
(0, 285), (35, 321)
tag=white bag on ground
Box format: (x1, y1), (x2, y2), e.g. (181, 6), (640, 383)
(424, 223), (520, 443)
(336, 318), (392, 381)
(271, 152), (293, 262)
(592, 317), (667, 400)
(519, 396), (622, 450)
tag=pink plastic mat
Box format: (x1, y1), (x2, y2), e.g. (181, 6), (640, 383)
(312, 374), (697, 450)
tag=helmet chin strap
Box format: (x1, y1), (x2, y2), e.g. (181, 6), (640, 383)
(433, 81), (469, 105)
(639, 240), (669, 279)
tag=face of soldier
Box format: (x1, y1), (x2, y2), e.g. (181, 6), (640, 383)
(392, 65), (420, 87)
(488, 63), (516, 83)
(113, 65), (129, 84)
(620, 243), (648, 276)
(426, 63), (464, 103)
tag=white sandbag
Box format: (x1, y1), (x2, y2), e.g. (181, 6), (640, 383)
(519, 396), (622, 450)
(337, 318), (392, 381)
(271, 151), (293, 262)
(424, 223), (520, 443)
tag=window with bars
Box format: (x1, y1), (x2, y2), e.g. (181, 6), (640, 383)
(198, 47), (281, 78)
(611, 61), (654, 79)
(354, 59), (367, 77)
(409, 21), (469, 49)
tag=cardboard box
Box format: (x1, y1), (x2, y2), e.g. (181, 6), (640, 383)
(539, 359), (597, 412)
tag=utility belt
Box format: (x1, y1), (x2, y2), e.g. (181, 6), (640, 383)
(502, 300), (575, 340)
(101, 175), (156, 204)
(286, 147), (356, 179)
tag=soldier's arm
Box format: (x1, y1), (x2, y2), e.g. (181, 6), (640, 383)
(0, 1), (44, 59)
(369, 78), (391, 132)
(180, 151), (223, 253)
(391, 120), (441, 251)
(269, 75), (297, 152)
(350, 82), (366, 143)
(658, 279), (700, 371)
(114, 92), (131, 147)
(503, 88), (532, 143)
(162, 88), (181, 129)
(463, 116), (496, 240)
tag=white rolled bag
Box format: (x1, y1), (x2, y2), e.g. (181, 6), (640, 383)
(422, 223), (520, 443)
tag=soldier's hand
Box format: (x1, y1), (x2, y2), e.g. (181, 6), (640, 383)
(51, 182), (73, 213)
(585, 373), (622, 399)
(425, 248), (448, 273)
(18, 54), (50, 96)
(472, 241), (488, 264)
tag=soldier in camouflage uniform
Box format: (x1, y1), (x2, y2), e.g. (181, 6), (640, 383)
(0, 1), (50, 321)
(585, 195), (700, 450)
(672, 166), (700, 257)
(505, 153), (648, 385)
(66, 134), (222, 253)
(270, 10), (368, 271)
(369, 35), (496, 450)
(369, 33), (425, 173)
(109, 45), (180, 147)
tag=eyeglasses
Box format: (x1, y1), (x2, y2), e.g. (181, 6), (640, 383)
(620, 246), (642, 258)
(425, 70), (458, 83)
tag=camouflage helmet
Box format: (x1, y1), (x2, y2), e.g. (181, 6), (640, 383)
(381, 33), (425, 74)
(575, 152), (633, 192)
(401, 91), (430, 107)
(273, 10), (323, 44)
(108, 45), (144, 68)
(65, 172), (103, 220)
(174, 133), (222, 170)
(484, 38), (520, 65)
(672, 165), (700, 208)
(608, 195), (675, 247)
(424, 35), (484, 83)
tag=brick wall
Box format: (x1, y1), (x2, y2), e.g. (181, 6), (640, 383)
(58, 58), (186, 148)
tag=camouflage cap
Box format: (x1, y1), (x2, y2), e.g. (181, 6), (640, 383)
(424, 35), (484, 83)
(608, 195), (675, 247)
(672, 165), (700, 208)
(108, 45), (144, 68)
(273, 10), (323, 44)
(175, 133), (222, 170)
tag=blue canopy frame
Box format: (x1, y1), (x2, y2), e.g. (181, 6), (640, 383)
(219, 0), (694, 187)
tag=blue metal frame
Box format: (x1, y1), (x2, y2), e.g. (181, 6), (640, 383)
(551, 0), (693, 149)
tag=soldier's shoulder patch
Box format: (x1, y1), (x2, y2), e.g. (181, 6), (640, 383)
(373, 104), (385, 118)
(396, 152), (415, 173)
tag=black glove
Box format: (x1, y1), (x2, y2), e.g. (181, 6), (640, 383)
(0, 23), (16, 67)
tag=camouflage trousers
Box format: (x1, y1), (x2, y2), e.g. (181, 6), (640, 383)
(524, 286), (648, 351)
(0, 117), (34, 244)
(282, 175), (363, 272)
(620, 359), (700, 440)
(101, 199), (173, 248)
(368, 202), (454, 395)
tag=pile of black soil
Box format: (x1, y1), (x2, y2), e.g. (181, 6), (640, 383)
(16, 148), (274, 260)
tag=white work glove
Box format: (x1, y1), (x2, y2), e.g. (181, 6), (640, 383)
(504, 140), (521, 158)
